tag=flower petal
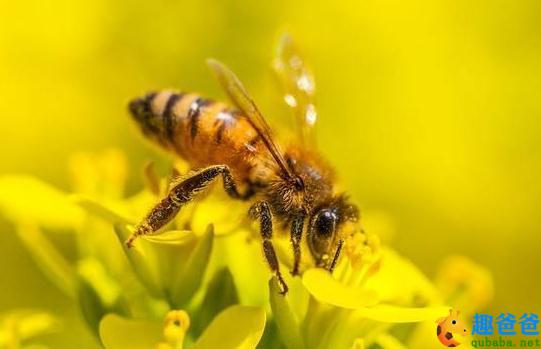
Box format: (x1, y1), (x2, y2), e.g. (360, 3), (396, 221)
(320, 305), (448, 349)
(0, 175), (84, 229)
(350, 338), (365, 349)
(375, 333), (408, 349)
(269, 277), (305, 349)
(15, 224), (77, 298)
(302, 268), (379, 309)
(191, 268), (239, 338)
(99, 314), (162, 349)
(363, 248), (440, 305)
(0, 310), (59, 346)
(191, 305), (266, 349)
(189, 192), (247, 236)
(354, 304), (449, 323)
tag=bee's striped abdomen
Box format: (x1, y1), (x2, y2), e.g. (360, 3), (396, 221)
(129, 90), (265, 182)
(162, 92), (183, 141)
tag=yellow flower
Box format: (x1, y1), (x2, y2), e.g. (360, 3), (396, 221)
(268, 229), (450, 349)
(100, 306), (265, 349)
(0, 149), (494, 348)
(434, 255), (494, 314)
(0, 310), (59, 349)
(113, 223), (214, 307)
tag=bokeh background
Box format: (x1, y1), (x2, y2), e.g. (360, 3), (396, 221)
(1, 0), (540, 347)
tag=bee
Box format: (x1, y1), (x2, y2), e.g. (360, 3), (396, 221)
(126, 36), (359, 294)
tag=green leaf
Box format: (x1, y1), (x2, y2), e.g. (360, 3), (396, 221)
(302, 268), (379, 309)
(99, 314), (163, 349)
(77, 259), (130, 335)
(0, 175), (84, 229)
(114, 223), (163, 296)
(113, 223), (213, 307)
(170, 225), (214, 307)
(269, 277), (305, 349)
(191, 306), (266, 349)
(75, 197), (132, 225)
(15, 224), (77, 298)
(192, 267), (239, 337)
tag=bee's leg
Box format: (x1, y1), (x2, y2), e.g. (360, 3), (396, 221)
(126, 165), (249, 248)
(289, 214), (305, 276)
(249, 201), (288, 295)
(328, 239), (344, 273)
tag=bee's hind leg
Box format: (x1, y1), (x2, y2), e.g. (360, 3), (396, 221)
(249, 201), (288, 295)
(126, 164), (249, 248)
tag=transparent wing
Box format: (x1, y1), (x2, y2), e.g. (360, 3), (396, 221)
(273, 34), (317, 146)
(207, 58), (295, 180)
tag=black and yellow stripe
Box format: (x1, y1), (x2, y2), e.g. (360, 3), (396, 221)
(128, 90), (266, 182)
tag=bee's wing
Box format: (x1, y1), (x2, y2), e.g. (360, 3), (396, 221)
(207, 58), (296, 180)
(273, 34), (317, 146)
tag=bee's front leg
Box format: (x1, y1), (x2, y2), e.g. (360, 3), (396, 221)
(126, 164), (248, 248)
(249, 201), (288, 295)
(328, 239), (344, 273)
(289, 214), (305, 276)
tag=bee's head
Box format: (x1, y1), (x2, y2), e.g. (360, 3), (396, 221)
(307, 196), (359, 268)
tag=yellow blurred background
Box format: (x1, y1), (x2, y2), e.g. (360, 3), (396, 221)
(1, 0), (540, 347)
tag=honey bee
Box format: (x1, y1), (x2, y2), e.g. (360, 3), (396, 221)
(126, 36), (359, 294)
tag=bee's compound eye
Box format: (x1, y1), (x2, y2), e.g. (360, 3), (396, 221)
(308, 208), (339, 263)
(315, 209), (337, 237)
